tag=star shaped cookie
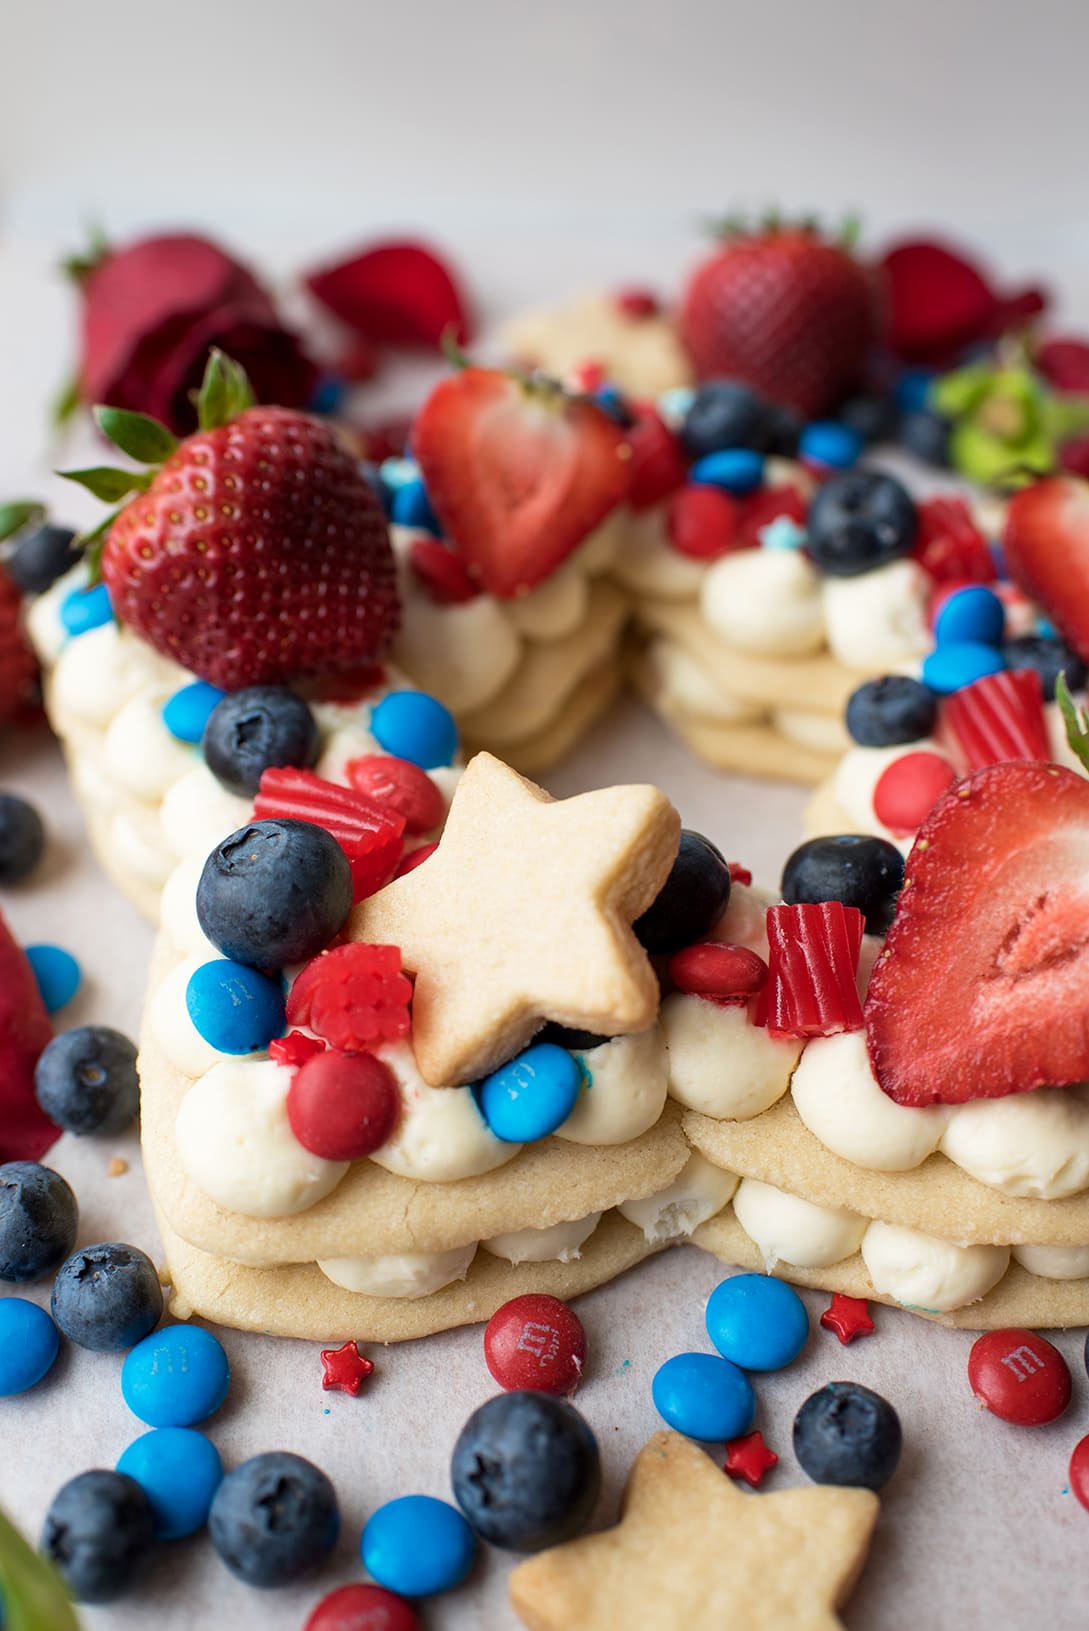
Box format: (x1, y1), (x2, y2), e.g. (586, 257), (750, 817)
(509, 1431), (878, 1631)
(351, 753), (680, 1086)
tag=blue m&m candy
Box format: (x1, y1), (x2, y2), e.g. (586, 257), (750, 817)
(0, 1298), (59, 1395)
(162, 682), (225, 744)
(800, 421), (862, 470)
(705, 1273), (809, 1371)
(922, 641), (1006, 695)
(690, 448), (765, 496)
(475, 1044), (582, 1143)
(60, 582), (113, 637)
(934, 585), (1005, 649)
(118, 1427), (224, 1539)
(651, 1351), (755, 1442)
(371, 691), (458, 770)
(391, 478), (442, 536)
(185, 960), (285, 1054)
(362, 1494), (476, 1597)
(122, 1324), (230, 1428)
(25, 944), (81, 1013)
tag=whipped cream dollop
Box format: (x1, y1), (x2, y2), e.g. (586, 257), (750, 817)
(701, 549), (825, 658)
(860, 1221), (1010, 1312)
(318, 1241), (478, 1299)
(555, 1027), (668, 1145)
(641, 637), (763, 724)
(663, 994), (800, 1120)
(481, 1213), (602, 1264)
(732, 1176), (868, 1269)
(820, 559), (930, 671)
(618, 1152), (736, 1244)
(367, 1039), (519, 1182)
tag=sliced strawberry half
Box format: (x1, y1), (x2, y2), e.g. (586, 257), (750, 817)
(412, 368), (630, 597)
(1004, 476), (1089, 662)
(865, 761), (1089, 1105)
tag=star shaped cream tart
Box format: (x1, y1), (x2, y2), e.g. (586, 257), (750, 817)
(350, 753), (681, 1087)
(509, 1432), (879, 1631)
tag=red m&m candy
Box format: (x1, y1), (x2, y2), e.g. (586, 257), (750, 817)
(967, 1328), (1072, 1426)
(484, 1294), (587, 1396)
(304, 1581), (421, 1631)
(287, 1049), (401, 1162)
(667, 942), (768, 1003)
(346, 754), (446, 835)
(1069, 1435), (1089, 1513)
(872, 751), (957, 836)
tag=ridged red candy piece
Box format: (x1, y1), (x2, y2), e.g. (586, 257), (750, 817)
(255, 768), (404, 901)
(944, 669), (1050, 770)
(626, 410), (690, 511)
(764, 902), (865, 1040)
(913, 495), (996, 585)
(408, 538), (480, 605)
(269, 1030), (326, 1068)
(667, 485), (741, 560)
(287, 1048), (401, 1161)
(967, 1328), (1071, 1426)
(668, 942), (768, 1003)
(346, 755), (446, 836)
(873, 752), (957, 837)
(287, 943), (412, 1052)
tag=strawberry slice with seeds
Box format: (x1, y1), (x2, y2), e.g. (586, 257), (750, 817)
(1004, 476), (1089, 661)
(287, 943), (413, 1052)
(865, 761), (1089, 1105)
(413, 368), (630, 597)
(944, 669), (1051, 770)
(255, 767), (404, 901)
(764, 902), (865, 1039)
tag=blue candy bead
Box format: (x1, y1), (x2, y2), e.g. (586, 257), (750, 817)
(185, 960), (285, 1054)
(379, 456), (418, 492)
(362, 1494), (475, 1597)
(309, 375), (347, 416)
(475, 1043), (583, 1143)
(690, 448), (765, 496)
(705, 1273), (809, 1372)
(921, 641), (1006, 696)
(122, 1324), (230, 1428)
(60, 583), (113, 637)
(800, 421), (863, 470)
(117, 1427), (223, 1540)
(894, 369), (935, 414)
(371, 690), (458, 770)
(161, 682), (225, 744)
(391, 478), (442, 536)
(25, 945), (81, 1013)
(652, 1351), (755, 1442)
(659, 386), (696, 428)
(0, 1298), (59, 1394)
(934, 586), (1005, 649)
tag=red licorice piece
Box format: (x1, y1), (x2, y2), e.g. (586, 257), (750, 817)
(394, 842), (438, 878)
(287, 1048), (401, 1161)
(346, 755), (446, 835)
(913, 496), (996, 584)
(668, 942), (768, 1003)
(626, 409), (690, 510)
(287, 944), (413, 1052)
(269, 1030), (326, 1068)
(255, 768), (405, 902)
(304, 1582), (422, 1631)
(764, 901), (865, 1040)
(666, 484), (741, 560)
(736, 483), (808, 547)
(967, 1329), (1072, 1426)
(873, 751), (958, 836)
(408, 537), (480, 605)
(944, 669), (1050, 770)
(484, 1294), (587, 1397)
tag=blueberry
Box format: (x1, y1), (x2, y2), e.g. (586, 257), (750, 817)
(0, 1161), (78, 1282)
(845, 675), (938, 747)
(793, 1381), (902, 1491)
(41, 1470), (157, 1603)
(451, 1391), (600, 1552)
(196, 819), (352, 969)
(535, 1021), (612, 1051)
(5, 523), (83, 595)
(764, 401), (803, 457)
(34, 1026), (139, 1136)
(1002, 633), (1088, 701)
(634, 830), (731, 954)
(838, 393), (899, 446)
(202, 686), (319, 798)
(0, 792), (45, 884)
(51, 1242), (163, 1351)
(209, 1451), (339, 1587)
(898, 408), (952, 467)
(806, 470), (917, 578)
(680, 381), (772, 458)
(781, 835), (905, 935)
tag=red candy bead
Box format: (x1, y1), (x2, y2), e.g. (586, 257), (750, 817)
(1069, 1435), (1089, 1512)
(666, 484), (741, 561)
(484, 1294), (587, 1396)
(967, 1328), (1072, 1426)
(668, 941), (768, 1002)
(304, 1582), (421, 1631)
(287, 1048), (401, 1161)
(872, 751), (957, 837)
(346, 754), (446, 835)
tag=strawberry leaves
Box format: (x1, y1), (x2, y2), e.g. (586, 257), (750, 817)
(0, 1508), (80, 1631)
(0, 502), (46, 543)
(196, 348), (256, 432)
(1057, 671), (1089, 773)
(94, 406), (178, 464)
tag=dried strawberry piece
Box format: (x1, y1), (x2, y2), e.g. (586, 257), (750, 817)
(735, 484), (808, 548)
(764, 902), (865, 1040)
(944, 669), (1050, 770)
(408, 538), (480, 605)
(626, 409), (689, 510)
(668, 942), (768, 1006)
(913, 496), (996, 585)
(255, 768), (405, 902)
(269, 1030), (327, 1068)
(346, 755), (445, 835)
(287, 943), (412, 1052)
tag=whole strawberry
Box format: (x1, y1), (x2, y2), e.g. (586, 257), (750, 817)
(61, 352), (399, 690)
(680, 217), (877, 418)
(0, 566), (40, 728)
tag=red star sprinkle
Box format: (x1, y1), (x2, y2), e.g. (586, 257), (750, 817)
(320, 1341), (375, 1396)
(723, 1430), (778, 1488)
(820, 1293), (875, 1345)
